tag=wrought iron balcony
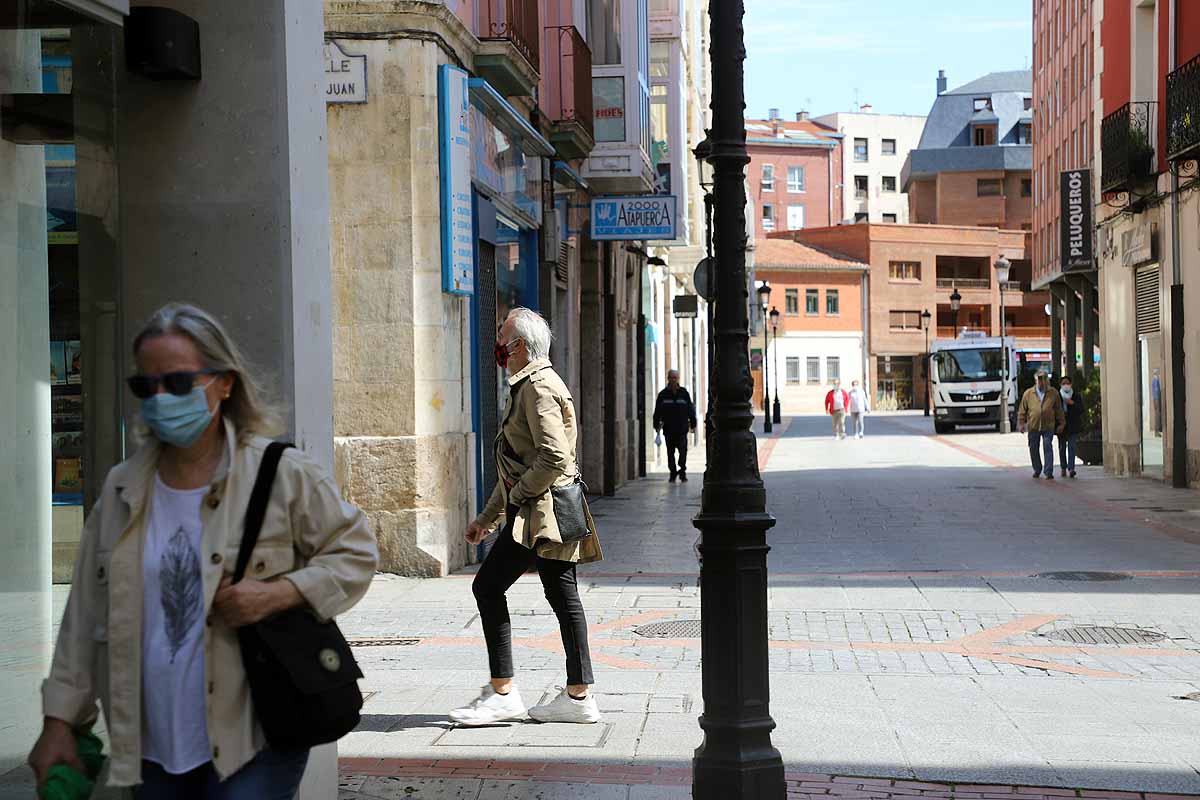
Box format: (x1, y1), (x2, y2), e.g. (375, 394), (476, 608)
(542, 26), (594, 159)
(1100, 101), (1157, 193)
(1166, 54), (1200, 162)
(477, 0), (540, 96)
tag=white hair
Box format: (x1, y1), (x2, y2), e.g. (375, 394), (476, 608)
(505, 307), (552, 360)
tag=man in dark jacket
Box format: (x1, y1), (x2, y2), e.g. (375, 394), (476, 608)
(653, 369), (697, 482)
(1057, 375), (1086, 478)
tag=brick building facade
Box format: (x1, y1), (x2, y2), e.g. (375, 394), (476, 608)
(746, 112), (842, 239)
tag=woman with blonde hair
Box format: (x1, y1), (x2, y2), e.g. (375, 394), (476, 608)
(28, 303), (378, 798)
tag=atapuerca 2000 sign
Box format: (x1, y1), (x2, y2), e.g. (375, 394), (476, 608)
(591, 196), (677, 241)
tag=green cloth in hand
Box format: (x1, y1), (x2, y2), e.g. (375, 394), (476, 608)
(38, 730), (105, 800)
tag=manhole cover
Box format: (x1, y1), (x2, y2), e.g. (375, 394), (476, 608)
(348, 637), (422, 647)
(635, 619), (702, 638)
(1035, 571), (1131, 581)
(1043, 626), (1166, 645)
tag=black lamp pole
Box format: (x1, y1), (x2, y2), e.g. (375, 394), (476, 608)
(770, 307), (782, 424)
(758, 283), (772, 434)
(695, 136), (715, 464)
(950, 288), (962, 338)
(692, 0), (785, 795)
(921, 308), (932, 416)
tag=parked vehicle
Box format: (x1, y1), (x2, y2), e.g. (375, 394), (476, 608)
(929, 332), (1018, 433)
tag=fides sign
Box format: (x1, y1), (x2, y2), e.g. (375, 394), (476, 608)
(324, 41), (367, 104)
(1060, 169), (1093, 271)
(591, 196), (678, 240)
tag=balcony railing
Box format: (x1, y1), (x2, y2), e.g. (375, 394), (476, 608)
(1166, 53), (1200, 162)
(936, 326), (989, 338)
(1000, 280), (1023, 293)
(542, 26), (593, 148)
(935, 277), (990, 290)
(480, 0), (540, 71)
(1100, 101), (1157, 193)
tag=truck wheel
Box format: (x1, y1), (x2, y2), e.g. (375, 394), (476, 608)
(934, 421), (950, 434)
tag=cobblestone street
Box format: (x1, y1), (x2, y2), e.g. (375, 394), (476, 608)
(335, 413), (1200, 799)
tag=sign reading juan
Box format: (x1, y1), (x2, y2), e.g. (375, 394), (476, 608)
(1060, 169), (1093, 272)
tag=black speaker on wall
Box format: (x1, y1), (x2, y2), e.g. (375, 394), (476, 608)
(125, 6), (201, 80)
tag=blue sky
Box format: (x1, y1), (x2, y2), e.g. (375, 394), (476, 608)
(743, 0), (1033, 120)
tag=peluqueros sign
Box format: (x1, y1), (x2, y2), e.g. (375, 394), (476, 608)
(591, 196), (678, 241)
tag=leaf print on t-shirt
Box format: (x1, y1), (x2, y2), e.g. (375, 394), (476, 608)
(160, 525), (202, 663)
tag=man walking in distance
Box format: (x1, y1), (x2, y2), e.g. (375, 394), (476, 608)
(847, 379), (870, 439)
(653, 369), (697, 482)
(825, 379), (849, 440)
(1017, 369), (1066, 480)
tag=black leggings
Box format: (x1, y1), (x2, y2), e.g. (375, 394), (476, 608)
(472, 509), (594, 685)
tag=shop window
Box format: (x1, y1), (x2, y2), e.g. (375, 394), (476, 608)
(786, 357), (801, 385)
(786, 288), (799, 315)
(889, 261), (920, 281)
(806, 356), (821, 384)
(805, 288), (819, 315)
(826, 289), (840, 316)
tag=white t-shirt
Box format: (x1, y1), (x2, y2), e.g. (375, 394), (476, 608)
(832, 390), (845, 411)
(848, 388), (868, 413)
(141, 474), (212, 774)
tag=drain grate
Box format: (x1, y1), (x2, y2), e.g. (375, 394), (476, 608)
(1043, 626), (1166, 645)
(635, 619), (702, 638)
(348, 637), (422, 647)
(1034, 571), (1131, 582)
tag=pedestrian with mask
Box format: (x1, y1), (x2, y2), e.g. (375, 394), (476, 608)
(847, 379), (870, 439)
(29, 304), (378, 798)
(652, 369), (697, 482)
(825, 379), (849, 439)
(1017, 369), (1066, 480)
(456, 308), (603, 727)
(1057, 375), (1086, 478)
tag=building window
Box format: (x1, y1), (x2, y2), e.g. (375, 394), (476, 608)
(973, 97), (992, 111)
(787, 165), (805, 192)
(786, 356), (801, 385)
(786, 205), (805, 230)
(882, 213), (898, 223)
(1021, 178), (1032, 197)
(589, 0), (623, 64)
(826, 356), (840, 382)
(881, 138), (897, 156)
(806, 356), (820, 384)
(973, 125), (997, 146)
(889, 261), (920, 281)
(805, 288), (818, 315)
(826, 289), (839, 315)
(761, 164), (775, 190)
(1017, 123), (1032, 145)
(854, 137), (868, 162)
(854, 212), (868, 223)
(785, 288), (799, 315)
(762, 203), (775, 231)
(1023, 96), (1033, 110)
(977, 178), (1003, 196)
(889, 310), (922, 330)
(882, 175), (897, 192)
(854, 175), (868, 198)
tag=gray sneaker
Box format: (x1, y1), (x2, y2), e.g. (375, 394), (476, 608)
(528, 689), (601, 724)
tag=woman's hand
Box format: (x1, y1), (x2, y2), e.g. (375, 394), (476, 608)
(28, 717), (84, 787)
(465, 520), (488, 545)
(213, 577), (303, 627)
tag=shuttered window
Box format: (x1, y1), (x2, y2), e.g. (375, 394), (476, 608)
(1135, 265), (1160, 336)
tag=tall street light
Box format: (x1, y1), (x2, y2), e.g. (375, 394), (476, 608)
(757, 282), (773, 434)
(949, 288), (962, 338)
(694, 135), (715, 461)
(921, 308), (932, 416)
(769, 306), (782, 424)
(692, 0), (785, 793)
(994, 255), (1012, 434)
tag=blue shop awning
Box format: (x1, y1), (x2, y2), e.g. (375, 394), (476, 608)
(468, 79), (555, 157)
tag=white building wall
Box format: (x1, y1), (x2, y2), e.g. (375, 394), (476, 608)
(769, 331), (865, 413)
(813, 111), (927, 224)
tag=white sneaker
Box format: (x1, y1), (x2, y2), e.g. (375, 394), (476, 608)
(448, 684), (527, 726)
(528, 689), (602, 724)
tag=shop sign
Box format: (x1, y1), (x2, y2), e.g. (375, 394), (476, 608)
(1121, 223), (1156, 268)
(439, 65), (474, 295)
(593, 77), (625, 143)
(591, 196), (678, 241)
(324, 41), (367, 104)
(1059, 169), (1093, 271)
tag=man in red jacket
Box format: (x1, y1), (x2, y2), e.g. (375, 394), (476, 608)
(825, 379), (849, 439)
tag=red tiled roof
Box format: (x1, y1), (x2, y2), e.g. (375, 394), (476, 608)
(754, 238), (867, 271)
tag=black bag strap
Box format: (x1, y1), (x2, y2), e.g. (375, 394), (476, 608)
(233, 441), (293, 584)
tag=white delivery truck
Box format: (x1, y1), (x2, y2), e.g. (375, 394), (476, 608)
(929, 331), (1018, 433)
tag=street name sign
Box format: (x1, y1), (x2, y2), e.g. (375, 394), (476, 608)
(591, 196), (677, 241)
(324, 41), (367, 104)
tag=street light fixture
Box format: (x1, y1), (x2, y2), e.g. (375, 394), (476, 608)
(756, 282), (773, 434)
(769, 306), (781, 424)
(949, 287), (962, 338)
(921, 308), (932, 416)
(694, 134), (716, 460)
(994, 255), (1012, 434)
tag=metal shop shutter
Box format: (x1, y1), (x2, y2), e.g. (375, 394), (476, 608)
(1135, 265), (1160, 336)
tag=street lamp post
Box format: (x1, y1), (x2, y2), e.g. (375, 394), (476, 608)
(949, 288), (962, 338)
(921, 308), (932, 416)
(995, 255), (1012, 434)
(769, 306), (782, 424)
(694, 135), (715, 462)
(691, 0), (785, 793)
(757, 282), (772, 434)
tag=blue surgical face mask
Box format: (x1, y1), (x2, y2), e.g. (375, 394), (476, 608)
(141, 381), (216, 448)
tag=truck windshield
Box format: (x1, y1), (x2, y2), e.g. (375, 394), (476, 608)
(937, 348), (1003, 382)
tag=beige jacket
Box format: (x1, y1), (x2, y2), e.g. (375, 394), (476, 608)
(42, 419), (378, 787)
(1017, 385), (1066, 433)
(476, 358), (602, 563)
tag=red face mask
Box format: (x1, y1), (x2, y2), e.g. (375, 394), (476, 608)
(494, 339), (513, 369)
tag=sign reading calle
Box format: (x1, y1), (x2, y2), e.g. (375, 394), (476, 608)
(324, 41), (367, 104)
(1060, 169), (1093, 271)
(591, 196), (678, 241)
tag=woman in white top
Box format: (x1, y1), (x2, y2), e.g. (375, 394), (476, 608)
(848, 380), (871, 439)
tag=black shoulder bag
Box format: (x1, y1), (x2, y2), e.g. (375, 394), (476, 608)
(233, 441), (364, 749)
